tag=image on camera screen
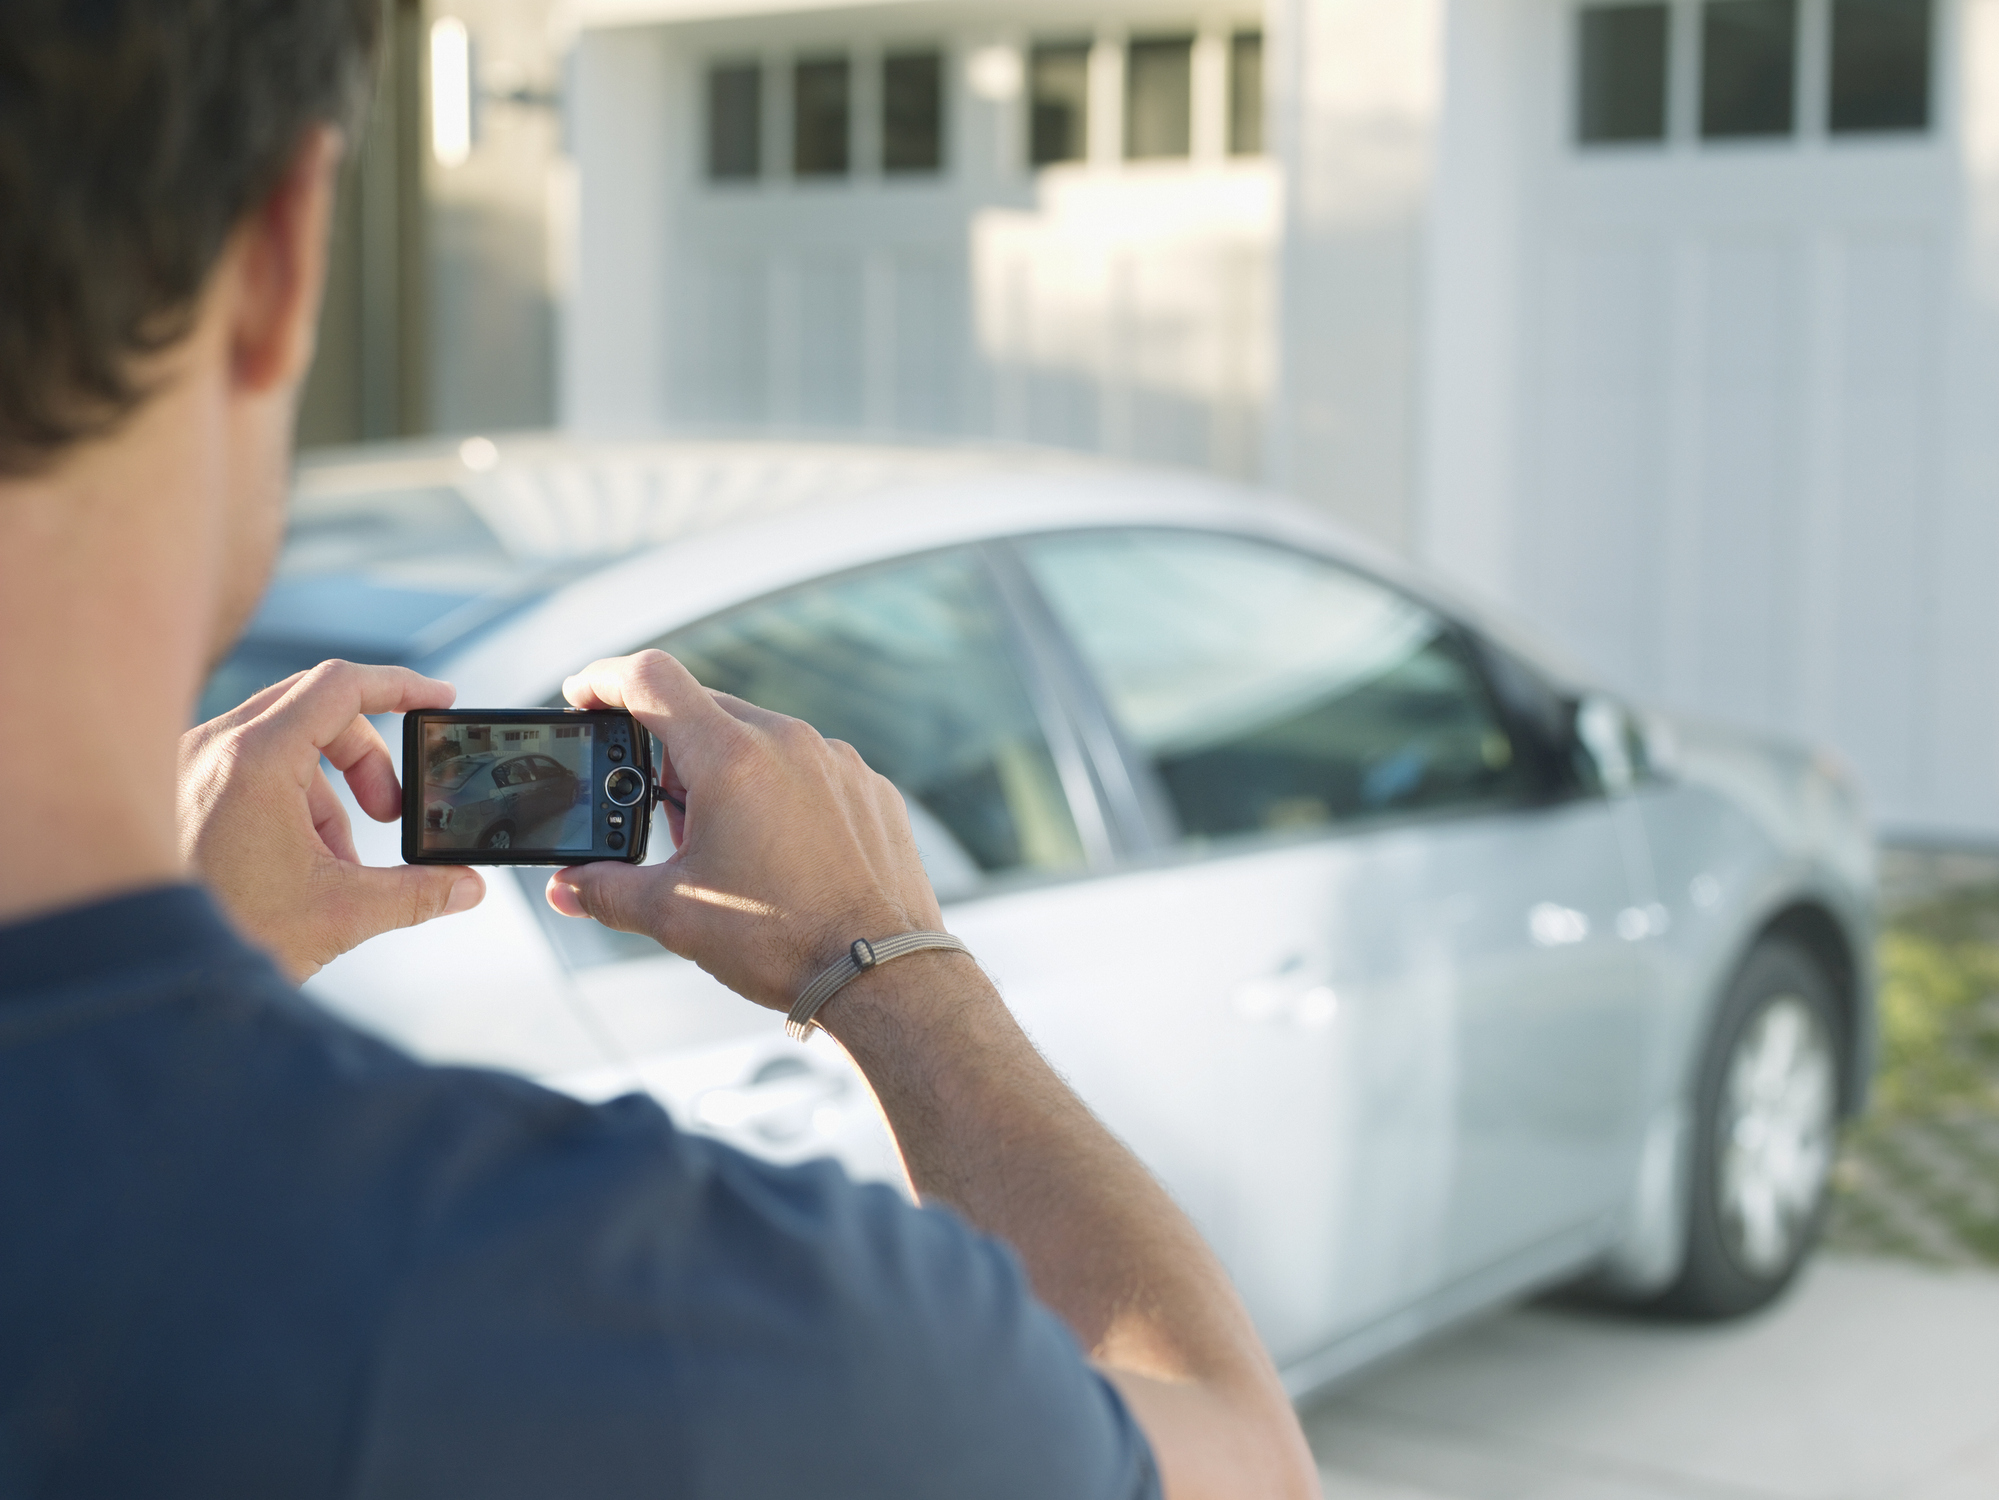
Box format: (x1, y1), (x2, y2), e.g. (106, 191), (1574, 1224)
(420, 721), (595, 853)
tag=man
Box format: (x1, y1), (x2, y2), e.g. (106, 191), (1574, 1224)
(0, 4), (1316, 1496)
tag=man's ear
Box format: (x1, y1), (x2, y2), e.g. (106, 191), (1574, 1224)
(229, 125), (344, 396)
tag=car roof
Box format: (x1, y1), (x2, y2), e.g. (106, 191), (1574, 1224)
(294, 432), (1100, 560)
(243, 433), (1597, 701)
(245, 435), (1104, 661)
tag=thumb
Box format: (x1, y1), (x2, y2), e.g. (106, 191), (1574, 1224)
(336, 862), (485, 949)
(546, 861), (663, 941)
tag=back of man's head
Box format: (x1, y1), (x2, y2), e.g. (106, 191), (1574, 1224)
(0, 0), (381, 476)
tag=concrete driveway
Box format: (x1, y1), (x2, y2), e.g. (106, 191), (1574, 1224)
(1304, 1256), (1999, 1499)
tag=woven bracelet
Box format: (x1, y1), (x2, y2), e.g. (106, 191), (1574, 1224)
(784, 932), (972, 1041)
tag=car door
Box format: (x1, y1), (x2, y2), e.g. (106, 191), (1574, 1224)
(1006, 527), (1654, 1360)
(527, 754), (568, 827)
(1427, 640), (1662, 1284)
(532, 545), (1109, 1184)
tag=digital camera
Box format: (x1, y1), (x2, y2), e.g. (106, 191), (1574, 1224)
(401, 709), (654, 865)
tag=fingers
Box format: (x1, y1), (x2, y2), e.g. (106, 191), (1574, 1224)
(335, 861), (484, 952)
(564, 651), (734, 737)
(205, 671), (309, 731)
(307, 765), (360, 865)
(708, 690), (797, 734)
(566, 650), (752, 797)
(546, 862), (669, 944)
(320, 711), (401, 822)
(259, 660), (456, 755)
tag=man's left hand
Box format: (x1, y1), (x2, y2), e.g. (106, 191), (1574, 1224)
(178, 660), (484, 981)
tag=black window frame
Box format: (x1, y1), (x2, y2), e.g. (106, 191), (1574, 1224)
(995, 526), (1610, 867)
(1699, 0), (1799, 141)
(1568, 0), (1936, 152)
(1124, 34), (1196, 161)
(882, 48), (946, 173)
(1829, 0), (1934, 134)
(1575, 2), (1671, 146)
(1228, 30), (1265, 156)
(791, 54), (852, 178)
(1028, 39), (1092, 167)
(705, 59), (763, 181)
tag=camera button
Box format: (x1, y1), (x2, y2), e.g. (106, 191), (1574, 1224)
(608, 833), (625, 850)
(608, 745), (626, 763)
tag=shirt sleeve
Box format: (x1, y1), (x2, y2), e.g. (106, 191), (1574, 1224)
(345, 1081), (1162, 1500)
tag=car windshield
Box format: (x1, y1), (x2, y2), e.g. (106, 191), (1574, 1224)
(426, 756), (488, 792)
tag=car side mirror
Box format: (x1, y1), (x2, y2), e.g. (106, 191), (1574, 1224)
(1575, 694), (1642, 794)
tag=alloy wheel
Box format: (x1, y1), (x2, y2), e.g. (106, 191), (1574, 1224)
(1717, 993), (1837, 1279)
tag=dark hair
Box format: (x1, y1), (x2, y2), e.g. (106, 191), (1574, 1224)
(0, 0), (381, 474)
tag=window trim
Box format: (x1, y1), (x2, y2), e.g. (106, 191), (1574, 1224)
(791, 53), (853, 179)
(1570, 0), (1938, 152)
(1574, 1), (1672, 147)
(984, 540), (1168, 860)
(1124, 33), (1198, 161)
(1027, 37), (1093, 169)
(881, 46), (948, 175)
(607, 542), (1114, 872)
(704, 58), (765, 182)
(996, 524), (1609, 872)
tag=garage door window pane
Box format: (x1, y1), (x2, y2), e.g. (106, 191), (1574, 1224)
(655, 552), (1083, 885)
(883, 50), (944, 171)
(1229, 31), (1264, 155)
(1022, 531), (1524, 843)
(1577, 4), (1669, 144)
(793, 57), (850, 176)
(1030, 41), (1089, 166)
(1127, 36), (1193, 159)
(708, 63), (761, 179)
(1701, 0), (1796, 138)
(1830, 0), (1931, 133)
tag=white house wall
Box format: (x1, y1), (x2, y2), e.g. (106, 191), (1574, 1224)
(567, 24), (673, 429)
(1420, 0), (1999, 840)
(567, 1), (1278, 480)
(567, 0), (1999, 837)
(1268, 0), (1445, 554)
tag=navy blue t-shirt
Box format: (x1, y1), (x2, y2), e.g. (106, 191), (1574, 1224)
(0, 886), (1160, 1499)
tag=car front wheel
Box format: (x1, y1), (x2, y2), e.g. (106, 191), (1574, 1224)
(1655, 936), (1843, 1319)
(479, 823), (515, 850)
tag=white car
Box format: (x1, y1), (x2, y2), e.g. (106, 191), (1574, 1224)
(212, 435), (1876, 1398)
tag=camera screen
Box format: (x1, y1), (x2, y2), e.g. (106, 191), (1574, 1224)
(419, 719), (599, 855)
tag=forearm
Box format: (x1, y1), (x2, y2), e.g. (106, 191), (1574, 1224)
(544, 652), (1316, 1495)
(821, 951), (1316, 1497)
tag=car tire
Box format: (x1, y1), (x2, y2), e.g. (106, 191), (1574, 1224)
(1651, 936), (1843, 1320)
(479, 822), (516, 850)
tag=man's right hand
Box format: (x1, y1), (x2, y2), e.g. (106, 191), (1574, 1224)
(547, 649), (1318, 1500)
(544, 649), (945, 1010)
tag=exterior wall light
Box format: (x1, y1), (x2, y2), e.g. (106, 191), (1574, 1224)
(431, 17), (473, 167)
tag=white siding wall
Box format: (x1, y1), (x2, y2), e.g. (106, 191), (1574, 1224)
(1268, 0), (1446, 553)
(569, 3), (1275, 479)
(566, 25), (672, 429)
(1424, 0), (1999, 839)
(569, 0), (1999, 837)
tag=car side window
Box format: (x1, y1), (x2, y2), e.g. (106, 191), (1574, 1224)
(1019, 529), (1530, 845)
(652, 549), (1085, 892)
